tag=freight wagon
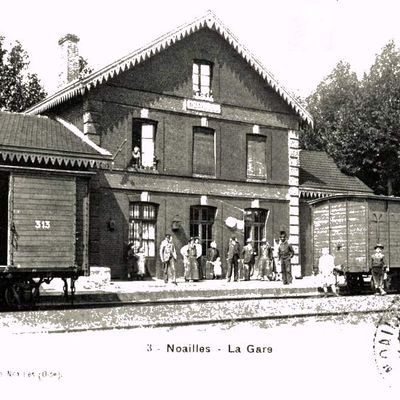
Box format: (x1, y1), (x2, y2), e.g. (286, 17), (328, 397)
(309, 194), (400, 293)
(0, 169), (91, 309)
(0, 111), (112, 309)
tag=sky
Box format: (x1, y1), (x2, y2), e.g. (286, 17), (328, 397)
(1, 0), (400, 98)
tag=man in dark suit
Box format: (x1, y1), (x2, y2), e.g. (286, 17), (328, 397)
(278, 231), (294, 285)
(226, 236), (240, 282)
(241, 238), (256, 281)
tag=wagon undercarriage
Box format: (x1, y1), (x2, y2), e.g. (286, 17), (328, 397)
(0, 267), (81, 310)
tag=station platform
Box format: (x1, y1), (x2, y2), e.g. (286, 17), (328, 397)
(39, 275), (325, 305)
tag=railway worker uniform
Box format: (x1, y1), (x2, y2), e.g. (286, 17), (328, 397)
(317, 247), (338, 296)
(371, 244), (387, 296)
(241, 239), (256, 281)
(257, 239), (274, 281)
(226, 236), (240, 282)
(278, 232), (294, 285)
(159, 234), (177, 285)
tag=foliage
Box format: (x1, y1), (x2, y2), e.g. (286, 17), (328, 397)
(78, 56), (93, 78)
(302, 41), (400, 195)
(0, 36), (47, 112)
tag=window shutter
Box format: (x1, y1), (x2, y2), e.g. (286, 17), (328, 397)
(247, 136), (266, 178)
(193, 129), (215, 176)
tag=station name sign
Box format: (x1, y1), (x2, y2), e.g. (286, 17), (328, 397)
(184, 99), (221, 114)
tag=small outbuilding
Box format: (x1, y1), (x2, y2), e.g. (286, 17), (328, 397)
(299, 150), (374, 276)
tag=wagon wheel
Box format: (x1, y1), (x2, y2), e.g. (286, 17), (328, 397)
(0, 286), (6, 310)
(4, 281), (36, 310)
(4, 284), (23, 310)
(346, 274), (364, 295)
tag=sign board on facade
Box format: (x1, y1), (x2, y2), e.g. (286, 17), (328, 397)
(184, 99), (221, 114)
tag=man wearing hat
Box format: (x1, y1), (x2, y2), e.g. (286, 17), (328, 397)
(241, 238), (256, 281)
(371, 243), (387, 295)
(258, 238), (273, 281)
(159, 234), (177, 285)
(226, 236), (240, 282)
(278, 231), (294, 285)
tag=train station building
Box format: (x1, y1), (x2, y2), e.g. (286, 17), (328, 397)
(27, 11), (313, 279)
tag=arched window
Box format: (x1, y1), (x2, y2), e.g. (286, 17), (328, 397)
(128, 202), (158, 257)
(244, 208), (269, 255)
(190, 205), (216, 255)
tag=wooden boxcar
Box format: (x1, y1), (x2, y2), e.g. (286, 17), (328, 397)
(309, 194), (400, 292)
(0, 168), (90, 308)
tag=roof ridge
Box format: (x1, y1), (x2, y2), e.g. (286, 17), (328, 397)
(26, 11), (313, 125)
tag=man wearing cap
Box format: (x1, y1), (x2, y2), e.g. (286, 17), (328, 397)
(258, 238), (273, 281)
(226, 236), (240, 282)
(159, 234), (177, 285)
(241, 238), (256, 281)
(371, 243), (387, 295)
(278, 231), (294, 285)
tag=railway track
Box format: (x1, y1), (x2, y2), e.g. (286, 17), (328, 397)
(34, 292), (325, 311)
(0, 293), (398, 334)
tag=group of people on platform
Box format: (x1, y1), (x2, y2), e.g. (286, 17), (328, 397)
(157, 231), (295, 286)
(127, 232), (390, 296)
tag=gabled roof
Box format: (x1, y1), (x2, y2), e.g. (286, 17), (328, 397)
(0, 111), (111, 169)
(27, 11), (313, 126)
(299, 150), (373, 198)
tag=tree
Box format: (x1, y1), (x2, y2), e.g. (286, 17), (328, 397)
(302, 61), (368, 176)
(361, 40), (400, 194)
(0, 36), (47, 112)
(302, 61), (362, 153)
(301, 41), (400, 195)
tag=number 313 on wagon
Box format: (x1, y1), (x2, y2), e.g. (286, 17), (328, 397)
(34, 220), (51, 230)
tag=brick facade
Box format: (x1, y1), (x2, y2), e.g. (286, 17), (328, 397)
(44, 24), (308, 279)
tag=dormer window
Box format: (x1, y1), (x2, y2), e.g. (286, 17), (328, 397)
(193, 60), (213, 100)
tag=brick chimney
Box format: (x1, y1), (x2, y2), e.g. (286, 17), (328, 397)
(58, 34), (80, 88)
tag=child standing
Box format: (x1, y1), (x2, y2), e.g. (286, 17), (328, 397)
(371, 244), (387, 295)
(131, 146), (141, 168)
(212, 257), (222, 279)
(317, 247), (338, 296)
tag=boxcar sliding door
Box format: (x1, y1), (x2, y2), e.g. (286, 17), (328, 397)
(9, 172), (76, 269)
